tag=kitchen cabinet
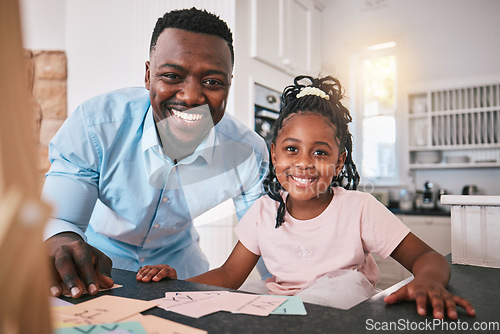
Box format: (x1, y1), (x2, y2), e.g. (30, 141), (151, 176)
(373, 214), (451, 289)
(408, 79), (500, 169)
(251, 0), (324, 76)
(442, 195), (500, 269)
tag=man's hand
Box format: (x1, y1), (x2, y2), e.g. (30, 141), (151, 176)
(46, 232), (114, 298)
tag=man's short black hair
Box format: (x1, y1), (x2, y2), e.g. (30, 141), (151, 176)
(150, 7), (234, 66)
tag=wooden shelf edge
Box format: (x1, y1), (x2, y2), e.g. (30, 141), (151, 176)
(409, 162), (500, 169)
(409, 144), (500, 151)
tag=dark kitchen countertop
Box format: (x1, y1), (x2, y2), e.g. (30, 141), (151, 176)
(389, 207), (450, 216)
(58, 255), (498, 333)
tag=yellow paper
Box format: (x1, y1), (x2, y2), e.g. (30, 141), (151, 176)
(61, 283), (123, 297)
(52, 295), (157, 326)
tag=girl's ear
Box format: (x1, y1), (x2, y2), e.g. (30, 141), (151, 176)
(270, 143), (277, 166)
(335, 151), (347, 175)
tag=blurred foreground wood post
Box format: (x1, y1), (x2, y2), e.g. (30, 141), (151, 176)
(0, 0), (53, 333)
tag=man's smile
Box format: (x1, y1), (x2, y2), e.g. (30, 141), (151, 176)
(171, 108), (204, 122)
(163, 104), (212, 130)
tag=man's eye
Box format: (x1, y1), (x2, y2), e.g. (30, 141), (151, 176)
(161, 73), (182, 81)
(204, 79), (224, 87)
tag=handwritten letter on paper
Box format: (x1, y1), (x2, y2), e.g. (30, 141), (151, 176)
(154, 291), (287, 318)
(53, 296), (157, 326)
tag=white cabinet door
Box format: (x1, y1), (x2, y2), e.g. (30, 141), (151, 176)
(252, 0), (282, 70)
(287, 0), (323, 75)
(285, 0), (308, 73)
(252, 0), (323, 75)
(403, 215), (451, 256)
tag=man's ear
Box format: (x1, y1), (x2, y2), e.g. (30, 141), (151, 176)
(336, 151), (347, 175)
(144, 61), (151, 90)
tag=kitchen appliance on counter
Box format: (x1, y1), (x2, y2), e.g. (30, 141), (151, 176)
(435, 188), (451, 213)
(416, 181), (435, 209)
(462, 184), (479, 195)
(398, 188), (414, 210)
(254, 83), (281, 149)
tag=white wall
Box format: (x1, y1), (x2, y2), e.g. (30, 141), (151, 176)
(20, 0), (66, 50)
(322, 0), (500, 85)
(322, 0), (500, 195)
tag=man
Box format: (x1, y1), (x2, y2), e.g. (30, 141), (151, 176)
(43, 8), (268, 298)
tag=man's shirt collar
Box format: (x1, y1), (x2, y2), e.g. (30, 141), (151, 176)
(141, 106), (217, 187)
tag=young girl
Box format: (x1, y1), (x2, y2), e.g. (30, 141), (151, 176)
(137, 75), (475, 319)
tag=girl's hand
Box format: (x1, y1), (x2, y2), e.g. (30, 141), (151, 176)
(389, 233), (475, 319)
(383, 275), (475, 319)
(136, 265), (177, 282)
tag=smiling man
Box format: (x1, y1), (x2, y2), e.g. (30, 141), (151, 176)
(42, 8), (268, 298)
(146, 26), (232, 161)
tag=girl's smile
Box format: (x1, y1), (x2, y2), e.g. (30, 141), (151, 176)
(271, 112), (346, 219)
(288, 174), (317, 188)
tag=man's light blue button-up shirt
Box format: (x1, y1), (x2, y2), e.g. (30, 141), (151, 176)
(42, 87), (269, 278)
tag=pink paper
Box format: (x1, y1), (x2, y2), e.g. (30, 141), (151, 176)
(198, 292), (261, 312)
(153, 291), (286, 318)
(153, 291), (228, 310)
(231, 295), (287, 316)
(163, 303), (219, 318)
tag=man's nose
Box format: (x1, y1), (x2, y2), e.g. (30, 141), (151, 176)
(176, 79), (205, 106)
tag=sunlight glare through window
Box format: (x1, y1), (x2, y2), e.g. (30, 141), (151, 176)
(359, 49), (397, 181)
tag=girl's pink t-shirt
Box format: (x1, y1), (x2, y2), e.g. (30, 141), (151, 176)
(234, 187), (411, 295)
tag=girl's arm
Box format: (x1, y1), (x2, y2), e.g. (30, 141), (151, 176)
(386, 232), (475, 319)
(187, 241), (260, 290)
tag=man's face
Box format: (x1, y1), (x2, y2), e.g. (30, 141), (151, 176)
(145, 28), (232, 155)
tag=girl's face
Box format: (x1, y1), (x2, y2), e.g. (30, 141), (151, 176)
(271, 113), (346, 207)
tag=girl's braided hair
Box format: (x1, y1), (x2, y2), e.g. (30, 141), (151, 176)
(263, 75), (360, 228)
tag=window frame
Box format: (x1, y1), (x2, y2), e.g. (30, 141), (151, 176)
(350, 42), (403, 187)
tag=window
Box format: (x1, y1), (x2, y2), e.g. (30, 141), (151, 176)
(353, 42), (398, 184)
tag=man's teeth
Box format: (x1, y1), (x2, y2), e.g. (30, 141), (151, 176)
(172, 109), (203, 121)
(291, 176), (314, 184)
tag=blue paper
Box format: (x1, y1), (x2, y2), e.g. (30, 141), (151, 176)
(56, 321), (147, 334)
(271, 296), (307, 315)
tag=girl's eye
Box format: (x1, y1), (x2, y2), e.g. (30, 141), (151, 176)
(314, 150), (328, 156)
(285, 146), (297, 153)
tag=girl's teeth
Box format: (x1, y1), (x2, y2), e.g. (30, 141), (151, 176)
(172, 109), (203, 121)
(291, 176), (313, 184)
